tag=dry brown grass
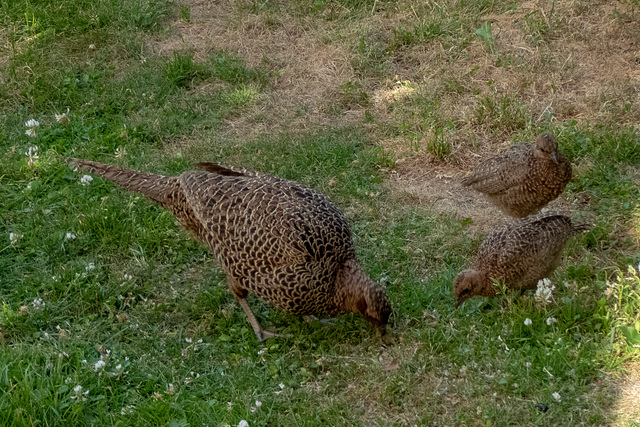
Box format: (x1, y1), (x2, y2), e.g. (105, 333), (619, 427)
(148, 0), (639, 148)
(148, 0), (365, 138)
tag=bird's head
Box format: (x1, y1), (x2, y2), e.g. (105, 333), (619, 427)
(453, 269), (486, 308)
(534, 132), (559, 164)
(337, 260), (393, 336)
(354, 285), (393, 336)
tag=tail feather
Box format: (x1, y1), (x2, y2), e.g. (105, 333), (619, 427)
(67, 158), (175, 203)
(572, 222), (592, 234)
(193, 162), (244, 177)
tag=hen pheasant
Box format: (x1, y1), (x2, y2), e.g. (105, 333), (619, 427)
(67, 158), (392, 340)
(461, 133), (572, 217)
(453, 212), (588, 308)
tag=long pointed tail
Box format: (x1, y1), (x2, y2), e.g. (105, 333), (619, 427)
(67, 158), (175, 203)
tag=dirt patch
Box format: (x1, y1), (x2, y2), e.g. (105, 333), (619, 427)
(388, 157), (508, 233)
(387, 148), (590, 235)
(595, 363), (640, 426)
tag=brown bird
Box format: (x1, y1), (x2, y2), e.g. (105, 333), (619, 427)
(67, 158), (392, 341)
(461, 133), (572, 217)
(453, 212), (588, 308)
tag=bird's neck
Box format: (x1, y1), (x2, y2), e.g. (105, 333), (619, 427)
(334, 259), (377, 314)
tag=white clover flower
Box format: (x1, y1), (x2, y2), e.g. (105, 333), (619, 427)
(534, 279), (555, 304)
(55, 110), (70, 125)
(116, 364), (122, 370)
(85, 263), (95, 272)
(552, 392), (561, 402)
(185, 338), (192, 343)
(25, 146), (38, 157)
(124, 274), (132, 280)
(251, 399), (263, 413)
(279, 383), (285, 389)
(80, 175), (93, 186)
(257, 349), (265, 356)
(525, 362), (531, 368)
(65, 232), (76, 240)
(94, 360), (106, 371)
(25, 145), (39, 165)
(604, 280), (616, 297)
(9, 232), (23, 244)
(25, 120), (39, 138)
(74, 385), (83, 393)
(238, 420), (249, 427)
(546, 317), (558, 325)
(121, 406), (133, 415)
(524, 318), (532, 326)
(65, 377), (73, 384)
(32, 298), (44, 310)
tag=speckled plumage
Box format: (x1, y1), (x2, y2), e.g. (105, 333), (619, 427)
(453, 212), (588, 307)
(67, 158), (392, 340)
(461, 133), (572, 217)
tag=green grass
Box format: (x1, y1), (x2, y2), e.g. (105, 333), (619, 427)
(1, 0), (640, 425)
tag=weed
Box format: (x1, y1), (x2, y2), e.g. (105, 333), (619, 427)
(475, 93), (529, 133)
(338, 81), (370, 109)
(426, 127), (452, 160)
(164, 51), (202, 88)
(180, 5), (191, 22)
(210, 50), (269, 88)
(475, 21), (495, 54)
(352, 34), (390, 78)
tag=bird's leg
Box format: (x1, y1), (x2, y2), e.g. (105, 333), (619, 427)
(237, 298), (292, 342)
(302, 315), (337, 326)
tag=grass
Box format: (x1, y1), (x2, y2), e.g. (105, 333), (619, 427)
(1, 0), (640, 425)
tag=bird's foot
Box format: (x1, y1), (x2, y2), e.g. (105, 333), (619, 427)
(256, 329), (293, 342)
(302, 315), (336, 326)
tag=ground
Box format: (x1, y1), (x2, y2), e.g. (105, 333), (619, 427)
(1, 0), (639, 425)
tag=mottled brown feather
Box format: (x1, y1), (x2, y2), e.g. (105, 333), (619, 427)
(453, 212), (588, 307)
(461, 133), (572, 217)
(67, 158), (392, 337)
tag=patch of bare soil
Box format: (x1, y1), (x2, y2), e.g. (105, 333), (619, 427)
(388, 157), (508, 233)
(594, 363), (640, 426)
(388, 152), (590, 235)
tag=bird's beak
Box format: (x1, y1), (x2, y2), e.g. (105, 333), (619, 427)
(455, 298), (463, 309)
(550, 152), (558, 163)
